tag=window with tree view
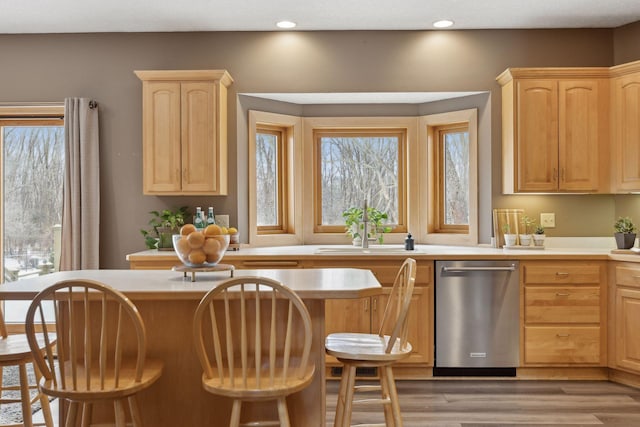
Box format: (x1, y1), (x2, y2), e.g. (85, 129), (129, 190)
(314, 129), (405, 232)
(436, 123), (469, 232)
(256, 126), (287, 232)
(1, 120), (64, 288)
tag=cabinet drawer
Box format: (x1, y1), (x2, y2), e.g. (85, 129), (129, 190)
(524, 326), (601, 364)
(524, 287), (600, 324)
(523, 264), (600, 284)
(615, 265), (640, 288)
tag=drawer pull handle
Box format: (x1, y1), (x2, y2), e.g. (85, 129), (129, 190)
(556, 272), (569, 277)
(633, 275), (640, 279)
(556, 293), (570, 297)
(557, 333), (570, 338)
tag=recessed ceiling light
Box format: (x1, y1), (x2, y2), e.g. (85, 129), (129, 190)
(276, 20), (297, 29)
(433, 20), (454, 28)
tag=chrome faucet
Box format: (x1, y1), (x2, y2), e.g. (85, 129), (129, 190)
(361, 199), (369, 249)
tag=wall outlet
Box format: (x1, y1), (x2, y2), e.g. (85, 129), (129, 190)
(540, 213), (556, 228)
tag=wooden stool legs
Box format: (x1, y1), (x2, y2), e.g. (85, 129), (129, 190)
(333, 363), (403, 427)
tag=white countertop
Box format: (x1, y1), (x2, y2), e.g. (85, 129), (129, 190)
(125, 237), (640, 262)
(0, 268), (383, 301)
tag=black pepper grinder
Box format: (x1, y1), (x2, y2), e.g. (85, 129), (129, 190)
(404, 233), (415, 251)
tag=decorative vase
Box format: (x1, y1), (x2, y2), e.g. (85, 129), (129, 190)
(615, 232), (637, 249)
(533, 234), (546, 247)
(504, 233), (517, 247)
(518, 234), (532, 247)
(156, 227), (178, 251)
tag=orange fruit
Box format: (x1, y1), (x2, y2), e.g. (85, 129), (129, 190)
(204, 224), (222, 236)
(180, 224), (196, 236)
(188, 249), (206, 265)
(228, 227), (238, 234)
(187, 231), (205, 248)
(206, 252), (223, 263)
(175, 236), (191, 256)
(202, 237), (221, 255)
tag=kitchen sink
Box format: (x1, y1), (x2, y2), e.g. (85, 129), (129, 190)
(315, 246), (418, 255)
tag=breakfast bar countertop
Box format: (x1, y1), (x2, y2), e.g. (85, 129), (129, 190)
(0, 268), (381, 427)
(0, 268), (382, 300)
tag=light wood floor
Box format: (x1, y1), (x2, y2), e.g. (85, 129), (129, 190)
(326, 380), (640, 426)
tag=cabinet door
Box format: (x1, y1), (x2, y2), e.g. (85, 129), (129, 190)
(325, 297), (371, 364)
(372, 286), (433, 365)
(516, 80), (559, 192)
(181, 82), (217, 193)
(558, 80), (603, 191)
(142, 81), (182, 193)
(612, 73), (640, 192)
(615, 287), (640, 372)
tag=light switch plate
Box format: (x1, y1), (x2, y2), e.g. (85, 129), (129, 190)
(540, 213), (556, 228)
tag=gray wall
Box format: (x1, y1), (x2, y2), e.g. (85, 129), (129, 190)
(0, 28), (637, 268)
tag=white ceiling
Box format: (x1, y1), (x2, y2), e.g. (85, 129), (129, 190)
(2, 0), (640, 34)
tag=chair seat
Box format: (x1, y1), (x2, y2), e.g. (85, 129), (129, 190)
(325, 332), (412, 363)
(41, 358), (164, 401)
(0, 333), (50, 362)
(202, 365), (315, 400)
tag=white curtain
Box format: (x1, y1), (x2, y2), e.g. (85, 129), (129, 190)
(60, 98), (100, 270)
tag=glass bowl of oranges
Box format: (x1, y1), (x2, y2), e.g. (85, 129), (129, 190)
(172, 224), (230, 267)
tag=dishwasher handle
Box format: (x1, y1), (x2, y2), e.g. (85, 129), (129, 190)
(441, 265), (517, 273)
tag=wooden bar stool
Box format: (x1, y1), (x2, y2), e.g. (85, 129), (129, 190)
(24, 279), (164, 427)
(193, 276), (315, 427)
(0, 305), (53, 427)
(325, 258), (417, 427)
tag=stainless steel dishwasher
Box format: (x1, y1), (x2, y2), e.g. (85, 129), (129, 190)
(434, 260), (519, 376)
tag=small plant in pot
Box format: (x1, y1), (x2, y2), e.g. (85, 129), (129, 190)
(533, 224), (546, 247)
(140, 206), (190, 250)
(343, 206), (392, 245)
(614, 216), (637, 249)
(502, 223), (517, 247)
(519, 215), (536, 247)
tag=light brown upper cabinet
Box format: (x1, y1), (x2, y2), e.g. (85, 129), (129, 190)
(135, 70), (233, 195)
(497, 68), (609, 194)
(610, 61), (640, 193)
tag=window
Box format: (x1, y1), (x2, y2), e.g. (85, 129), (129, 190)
(0, 106), (64, 324)
(312, 128), (406, 233)
(434, 123), (469, 233)
(255, 125), (288, 233)
(248, 112), (476, 246)
(248, 111), (303, 247)
(419, 108), (478, 246)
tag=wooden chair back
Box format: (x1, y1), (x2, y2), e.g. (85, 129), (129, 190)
(24, 279), (149, 394)
(377, 258), (416, 354)
(193, 276), (314, 392)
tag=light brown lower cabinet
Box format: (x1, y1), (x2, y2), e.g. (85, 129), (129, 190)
(521, 261), (607, 366)
(324, 285), (432, 367)
(612, 261), (640, 374)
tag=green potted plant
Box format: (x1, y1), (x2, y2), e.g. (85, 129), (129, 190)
(519, 215), (536, 246)
(140, 206), (190, 250)
(614, 216), (637, 249)
(533, 224), (546, 247)
(342, 206), (392, 245)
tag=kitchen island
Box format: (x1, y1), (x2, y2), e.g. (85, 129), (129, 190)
(0, 268), (382, 427)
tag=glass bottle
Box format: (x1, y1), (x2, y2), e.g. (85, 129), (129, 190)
(194, 207), (204, 230)
(207, 207), (216, 226)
